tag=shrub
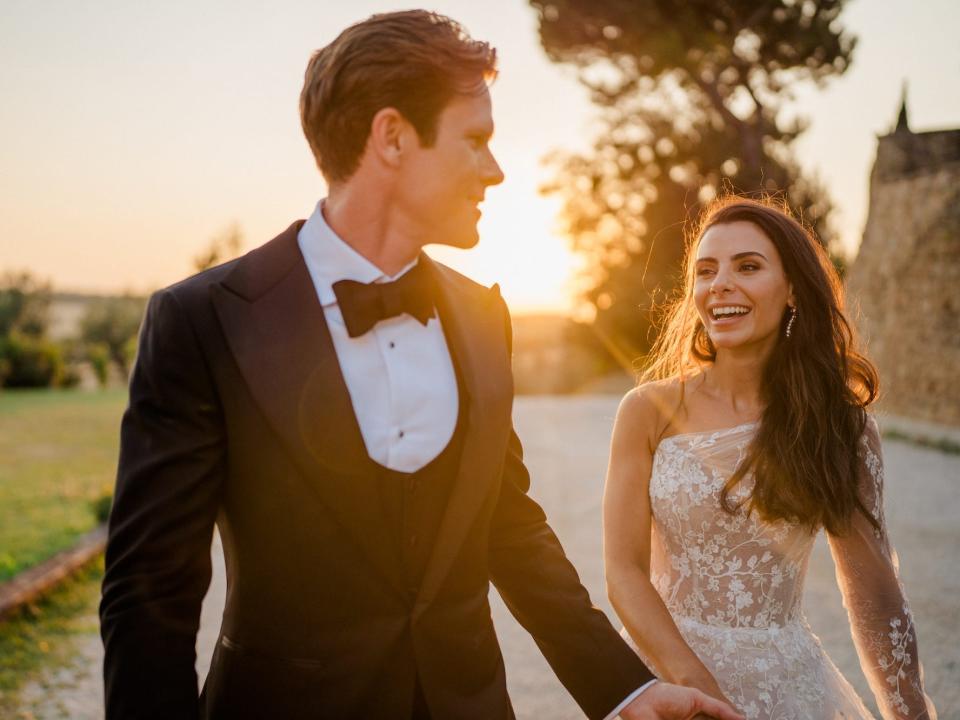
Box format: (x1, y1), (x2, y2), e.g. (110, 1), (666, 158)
(0, 333), (64, 388)
(80, 296), (145, 377)
(87, 342), (110, 388)
(91, 486), (113, 524)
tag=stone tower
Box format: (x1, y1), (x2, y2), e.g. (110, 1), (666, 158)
(845, 95), (960, 426)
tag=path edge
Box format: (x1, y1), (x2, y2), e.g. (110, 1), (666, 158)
(0, 525), (107, 619)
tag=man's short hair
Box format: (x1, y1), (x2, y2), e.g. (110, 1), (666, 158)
(300, 10), (497, 184)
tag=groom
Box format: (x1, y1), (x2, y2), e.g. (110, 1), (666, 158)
(100, 10), (741, 720)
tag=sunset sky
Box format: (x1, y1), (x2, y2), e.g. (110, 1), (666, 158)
(2, 0), (958, 313)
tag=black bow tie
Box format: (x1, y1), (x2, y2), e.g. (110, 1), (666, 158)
(332, 260), (437, 338)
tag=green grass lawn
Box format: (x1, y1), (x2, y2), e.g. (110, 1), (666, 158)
(0, 388), (127, 581)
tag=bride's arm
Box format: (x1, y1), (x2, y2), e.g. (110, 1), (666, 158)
(603, 386), (729, 703)
(826, 416), (937, 719)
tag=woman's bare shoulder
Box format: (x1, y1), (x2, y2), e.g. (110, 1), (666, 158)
(617, 377), (687, 443)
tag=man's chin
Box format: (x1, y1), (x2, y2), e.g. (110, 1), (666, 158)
(429, 229), (480, 250)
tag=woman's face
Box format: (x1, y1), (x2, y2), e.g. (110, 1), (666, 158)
(693, 220), (794, 353)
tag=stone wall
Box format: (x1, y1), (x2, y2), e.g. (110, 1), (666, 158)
(845, 125), (960, 426)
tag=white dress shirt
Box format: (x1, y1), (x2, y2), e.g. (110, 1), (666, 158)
(298, 200), (653, 716)
(297, 201), (459, 473)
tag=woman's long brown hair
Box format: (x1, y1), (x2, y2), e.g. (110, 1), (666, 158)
(642, 196), (880, 535)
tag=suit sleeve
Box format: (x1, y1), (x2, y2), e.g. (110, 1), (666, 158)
(487, 296), (654, 720)
(100, 289), (226, 720)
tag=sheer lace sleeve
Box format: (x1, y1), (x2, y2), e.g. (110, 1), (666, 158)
(827, 417), (937, 719)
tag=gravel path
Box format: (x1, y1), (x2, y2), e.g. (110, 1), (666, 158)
(16, 396), (959, 718)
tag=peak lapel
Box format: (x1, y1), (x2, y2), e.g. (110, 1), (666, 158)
(416, 259), (514, 607)
(210, 224), (405, 597)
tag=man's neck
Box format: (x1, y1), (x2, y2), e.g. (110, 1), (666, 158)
(322, 188), (422, 276)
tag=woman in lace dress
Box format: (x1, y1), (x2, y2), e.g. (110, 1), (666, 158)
(603, 197), (937, 719)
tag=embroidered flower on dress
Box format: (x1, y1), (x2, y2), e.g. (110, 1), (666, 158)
(636, 421), (934, 719)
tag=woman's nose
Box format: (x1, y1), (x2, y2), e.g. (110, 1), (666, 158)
(710, 271), (733, 294)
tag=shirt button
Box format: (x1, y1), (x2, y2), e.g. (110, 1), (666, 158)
(398, 430), (405, 439)
(389, 341), (396, 349)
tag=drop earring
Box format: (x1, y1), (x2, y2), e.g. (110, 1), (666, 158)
(785, 306), (797, 338)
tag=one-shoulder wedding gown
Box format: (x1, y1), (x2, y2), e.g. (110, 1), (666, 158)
(624, 418), (936, 719)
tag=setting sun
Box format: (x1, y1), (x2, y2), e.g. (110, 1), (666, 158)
(430, 164), (584, 314)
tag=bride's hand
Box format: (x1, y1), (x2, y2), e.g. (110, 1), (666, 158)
(675, 670), (737, 712)
(619, 682), (744, 720)
(690, 681), (739, 720)
(695, 680), (734, 708)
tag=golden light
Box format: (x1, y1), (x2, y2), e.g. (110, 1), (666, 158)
(428, 164), (584, 315)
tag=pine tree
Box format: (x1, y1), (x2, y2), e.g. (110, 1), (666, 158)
(530, 0), (855, 359)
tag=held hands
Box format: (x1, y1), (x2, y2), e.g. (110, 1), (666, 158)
(619, 682), (744, 720)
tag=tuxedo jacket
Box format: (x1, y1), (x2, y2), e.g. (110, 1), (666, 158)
(100, 221), (654, 719)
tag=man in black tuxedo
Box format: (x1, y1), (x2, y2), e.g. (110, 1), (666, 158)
(100, 10), (743, 720)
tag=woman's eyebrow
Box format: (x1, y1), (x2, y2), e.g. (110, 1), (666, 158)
(695, 251), (768, 263)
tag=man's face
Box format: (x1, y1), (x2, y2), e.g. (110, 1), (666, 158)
(396, 87), (504, 249)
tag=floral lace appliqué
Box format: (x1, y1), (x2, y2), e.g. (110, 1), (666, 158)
(634, 421), (936, 720)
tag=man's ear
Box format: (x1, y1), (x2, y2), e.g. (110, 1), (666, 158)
(368, 107), (415, 169)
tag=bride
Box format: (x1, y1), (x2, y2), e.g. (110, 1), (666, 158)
(603, 197), (937, 719)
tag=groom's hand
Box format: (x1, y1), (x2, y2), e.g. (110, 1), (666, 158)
(619, 682), (744, 720)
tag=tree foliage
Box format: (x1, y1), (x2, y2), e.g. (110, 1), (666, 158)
(194, 223), (244, 273)
(530, 0), (855, 358)
(0, 334), (64, 388)
(0, 272), (60, 388)
(80, 296), (146, 378)
(0, 271), (51, 340)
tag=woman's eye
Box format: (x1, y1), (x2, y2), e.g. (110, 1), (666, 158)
(696, 268), (715, 277)
(739, 263), (759, 271)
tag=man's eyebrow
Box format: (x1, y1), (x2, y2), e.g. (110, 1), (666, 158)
(695, 251), (768, 263)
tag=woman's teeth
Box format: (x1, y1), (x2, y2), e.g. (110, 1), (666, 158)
(711, 306), (750, 319)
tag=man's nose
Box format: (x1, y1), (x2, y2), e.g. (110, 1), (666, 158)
(483, 148), (505, 187)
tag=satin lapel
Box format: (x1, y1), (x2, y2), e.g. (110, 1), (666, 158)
(210, 231), (405, 596)
(416, 259), (514, 607)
